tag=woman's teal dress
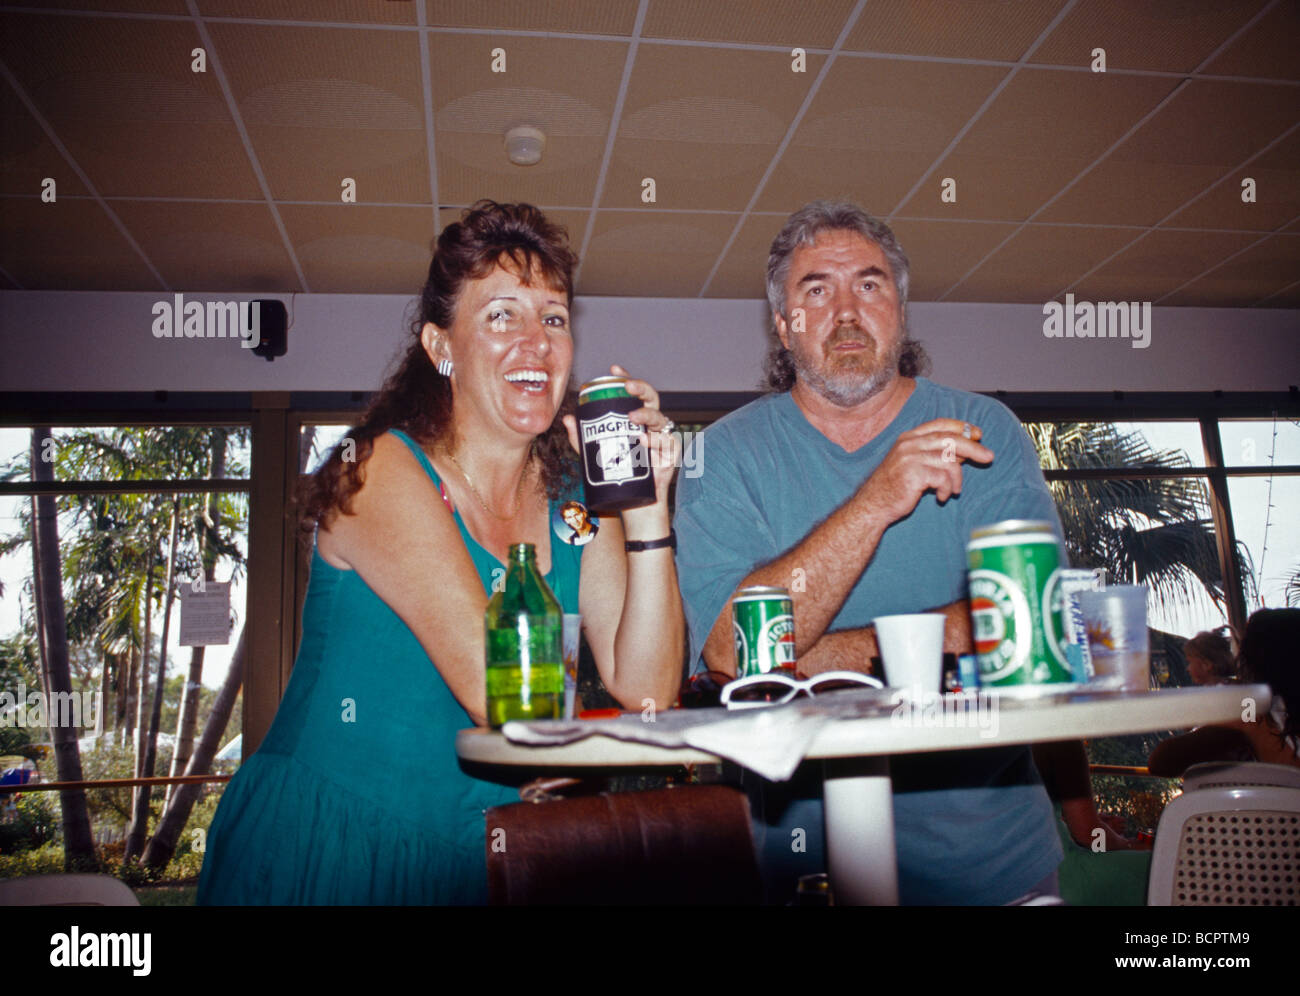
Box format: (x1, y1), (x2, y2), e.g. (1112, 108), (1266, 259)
(197, 430), (583, 905)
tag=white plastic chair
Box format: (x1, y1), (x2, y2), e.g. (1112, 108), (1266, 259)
(1181, 761), (1300, 792)
(0, 873), (140, 906)
(1148, 767), (1300, 905)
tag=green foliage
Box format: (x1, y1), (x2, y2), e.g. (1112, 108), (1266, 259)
(1, 636), (43, 757)
(78, 739), (145, 827)
(1086, 733), (1182, 835)
(0, 727), (39, 761)
(165, 789), (223, 881)
(88, 787), (224, 886)
(1092, 773), (1181, 837)
(0, 793), (58, 854)
(0, 427), (245, 886)
(0, 632), (40, 690)
(0, 426), (249, 685)
(0, 730), (34, 759)
(111, 854), (166, 887)
(0, 841), (65, 878)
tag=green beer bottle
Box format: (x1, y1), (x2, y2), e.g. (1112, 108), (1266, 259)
(484, 543), (564, 728)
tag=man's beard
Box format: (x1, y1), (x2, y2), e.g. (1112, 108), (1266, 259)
(792, 326), (904, 407)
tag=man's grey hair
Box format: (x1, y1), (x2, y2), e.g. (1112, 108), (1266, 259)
(763, 200), (928, 392)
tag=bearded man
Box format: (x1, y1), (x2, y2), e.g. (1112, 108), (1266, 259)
(674, 200), (1064, 904)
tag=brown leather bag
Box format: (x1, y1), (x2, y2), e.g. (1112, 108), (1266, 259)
(485, 784), (762, 905)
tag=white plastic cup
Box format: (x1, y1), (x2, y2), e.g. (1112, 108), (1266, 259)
(562, 614), (582, 718)
(874, 613), (947, 695)
(1075, 586), (1150, 691)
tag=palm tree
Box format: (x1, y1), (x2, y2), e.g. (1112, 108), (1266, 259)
(124, 495), (181, 862)
(52, 427), (245, 863)
(1026, 422), (1254, 615)
(29, 428), (97, 871)
(1027, 421), (1260, 783)
(143, 627), (245, 871)
(1, 425), (247, 871)
(166, 428), (229, 807)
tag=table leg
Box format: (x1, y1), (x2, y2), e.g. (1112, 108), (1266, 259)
(823, 756), (897, 906)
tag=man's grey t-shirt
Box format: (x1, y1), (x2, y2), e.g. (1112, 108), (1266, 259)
(673, 377), (1064, 904)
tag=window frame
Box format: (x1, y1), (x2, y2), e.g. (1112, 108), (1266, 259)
(0, 404), (255, 791)
(2, 388), (1295, 748)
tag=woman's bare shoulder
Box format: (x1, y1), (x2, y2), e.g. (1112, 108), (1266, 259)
(317, 431), (447, 567)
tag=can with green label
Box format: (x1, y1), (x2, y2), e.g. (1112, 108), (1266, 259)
(732, 586), (797, 677)
(967, 520), (1072, 691)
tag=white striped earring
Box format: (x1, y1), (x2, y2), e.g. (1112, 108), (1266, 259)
(437, 358), (453, 377)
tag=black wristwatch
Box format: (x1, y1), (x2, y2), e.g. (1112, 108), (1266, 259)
(625, 530), (676, 553)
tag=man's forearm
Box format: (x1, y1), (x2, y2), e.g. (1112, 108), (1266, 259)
(796, 599), (974, 677)
(701, 493), (892, 672)
(795, 628), (879, 676)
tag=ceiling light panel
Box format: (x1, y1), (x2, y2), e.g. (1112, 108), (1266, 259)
(0, 13), (260, 199)
(760, 58), (1006, 215)
(431, 32), (625, 205)
(604, 44), (821, 211)
(211, 21), (428, 203)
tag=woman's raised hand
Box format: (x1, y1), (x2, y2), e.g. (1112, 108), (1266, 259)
(562, 364), (681, 506)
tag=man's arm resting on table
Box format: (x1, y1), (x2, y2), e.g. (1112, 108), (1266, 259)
(701, 598), (974, 677)
(796, 600), (974, 676)
(695, 493), (890, 676)
(698, 417), (993, 676)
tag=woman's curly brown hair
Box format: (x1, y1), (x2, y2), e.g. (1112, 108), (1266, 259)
(301, 201), (581, 532)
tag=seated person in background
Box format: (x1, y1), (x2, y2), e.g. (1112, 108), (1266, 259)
(1032, 740), (1152, 906)
(1148, 608), (1300, 777)
(1184, 627), (1235, 685)
(198, 201), (683, 905)
(674, 200), (1063, 904)
(1032, 740), (1145, 852)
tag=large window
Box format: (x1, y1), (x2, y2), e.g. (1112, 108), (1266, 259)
(1218, 418), (1300, 612)
(1025, 419), (1230, 652)
(1021, 413), (1299, 830)
(299, 423), (354, 477)
(1, 424), (248, 882)
(1025, 415), (1300, 652)
(1, 395), (1294, 882)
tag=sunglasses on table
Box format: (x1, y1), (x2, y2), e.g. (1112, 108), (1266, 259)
(720, 670), (884, 710)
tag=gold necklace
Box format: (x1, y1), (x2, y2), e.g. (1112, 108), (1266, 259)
(444, 448), (527, 521)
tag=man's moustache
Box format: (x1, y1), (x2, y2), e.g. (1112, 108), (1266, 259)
(825, 329), (873, 354)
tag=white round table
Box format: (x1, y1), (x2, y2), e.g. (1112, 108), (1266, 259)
(457, 684), (1270, 904)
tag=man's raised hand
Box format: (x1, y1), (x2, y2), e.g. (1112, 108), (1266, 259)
(858, 418), (994, 524)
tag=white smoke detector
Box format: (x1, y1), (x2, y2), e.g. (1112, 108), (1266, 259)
(504, 125), (546, 166)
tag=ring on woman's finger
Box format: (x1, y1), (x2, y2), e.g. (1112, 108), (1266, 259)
(961, 422), (972, 439)
(659, 418), (676, 435)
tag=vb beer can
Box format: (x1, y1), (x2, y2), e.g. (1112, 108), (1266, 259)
(967, 520), (1072, 692)
(577, 377), (657, 514)
(732, 586), (797, 677)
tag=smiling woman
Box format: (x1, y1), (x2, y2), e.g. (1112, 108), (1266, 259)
(196, 201), (684, 905)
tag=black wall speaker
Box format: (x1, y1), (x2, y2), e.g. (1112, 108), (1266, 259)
(250, 299), (288, 361)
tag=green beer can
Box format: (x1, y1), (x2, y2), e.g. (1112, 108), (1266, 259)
(967, 520), (1072, 692)
(732, 586), (797, 677)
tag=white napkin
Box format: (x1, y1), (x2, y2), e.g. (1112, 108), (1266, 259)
(502, 687), (898, 781)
